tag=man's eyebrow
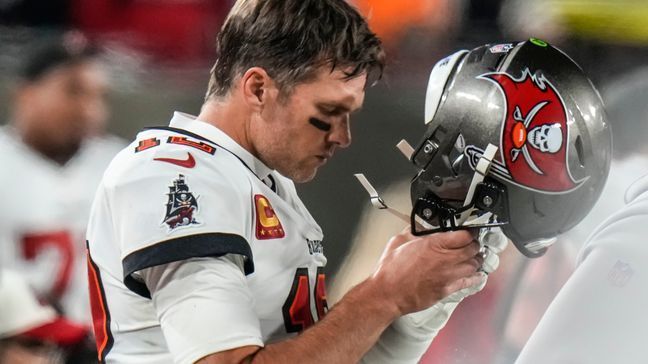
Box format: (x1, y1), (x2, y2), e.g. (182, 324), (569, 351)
(317, 103), (362, 114)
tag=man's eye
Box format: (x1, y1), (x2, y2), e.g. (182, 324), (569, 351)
(309, 117), (331, 132)
(322, 108), (339, 116)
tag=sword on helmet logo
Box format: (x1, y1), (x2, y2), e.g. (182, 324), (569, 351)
(474, 68), (588, 194)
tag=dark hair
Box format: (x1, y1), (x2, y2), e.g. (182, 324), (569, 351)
(20, 31), (99, 82)
(205, 0), (385, 100)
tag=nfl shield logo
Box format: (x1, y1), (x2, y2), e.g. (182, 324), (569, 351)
(489, 43), (514, 53)
(607, 260), (634, 287)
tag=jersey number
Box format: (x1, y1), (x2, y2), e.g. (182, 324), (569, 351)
(282, 267), (328, 333)
(21, 230), (75, 300)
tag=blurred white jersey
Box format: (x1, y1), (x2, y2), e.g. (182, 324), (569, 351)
(516, 174), (648, 363)
(0, 126), (124, 324)
(558, 155), (648, 254)
(86, 112), (327, 363)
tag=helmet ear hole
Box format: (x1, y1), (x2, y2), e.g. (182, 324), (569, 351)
(575, 135), (585, 168)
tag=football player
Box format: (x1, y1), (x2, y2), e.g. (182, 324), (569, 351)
(0, 269), (95, 364)
(0, 31), (124, 324)
(85, 1), (495, 363)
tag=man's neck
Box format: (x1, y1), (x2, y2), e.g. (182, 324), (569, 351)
(22, 132), (80, 166)
(197, 99), (257, 157)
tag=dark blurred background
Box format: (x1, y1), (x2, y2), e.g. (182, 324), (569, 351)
(1, 0), (647, 309)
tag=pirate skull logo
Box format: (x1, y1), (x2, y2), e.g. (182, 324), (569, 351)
(528, 123), (562, 153)
(475, 68), (585, 193)
(508, 102), (564, 175)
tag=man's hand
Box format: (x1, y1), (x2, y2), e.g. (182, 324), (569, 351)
(398, 227), (509, 325)
(398, 228), (509, 330)
(197, 228), (489, 364)
(360, 227), (509, 364)
(369, 227), (484, 317)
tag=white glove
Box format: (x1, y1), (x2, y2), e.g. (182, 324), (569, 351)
(403, 228), (509, 329)
(361, 228), (508, 364)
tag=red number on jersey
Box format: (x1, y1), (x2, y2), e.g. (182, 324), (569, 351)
(314, 267), (329, 319)
(135, 137), (161, 153)
(282, 267), (328, 333)
(21, 230), (75, 300)
(167, 136), (216, 155)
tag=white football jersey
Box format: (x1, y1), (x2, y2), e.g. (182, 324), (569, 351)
(86, 112), (328, 363)
(516, 174), (648, 363)
(0, 126), (124, 324)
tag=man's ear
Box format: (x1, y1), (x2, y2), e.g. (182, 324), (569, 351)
(241, 67), (275, 111)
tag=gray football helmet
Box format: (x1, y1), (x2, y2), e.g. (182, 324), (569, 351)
(409, 39), (612, 257)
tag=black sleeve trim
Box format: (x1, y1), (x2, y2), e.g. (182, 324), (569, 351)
(122, 233), (254, 299)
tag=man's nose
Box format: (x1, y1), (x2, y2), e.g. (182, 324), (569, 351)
(328, 117), (351, 148)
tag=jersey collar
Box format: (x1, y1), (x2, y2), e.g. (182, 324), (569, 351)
(168, 112), (274, 180)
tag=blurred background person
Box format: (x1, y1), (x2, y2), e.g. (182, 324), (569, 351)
(493, 2), (648, 362)
(0, 269), (95, 364)
(0, 30), (124, 324)
(496, 64), (648, 363)
(513, 66), (648, 363)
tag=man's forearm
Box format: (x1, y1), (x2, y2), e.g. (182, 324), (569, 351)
(197, 229), (483, 364)
(250, 277), (397, 364)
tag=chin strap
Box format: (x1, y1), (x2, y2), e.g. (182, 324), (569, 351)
(396, 139), (415, 160)
(354, 173), (432, 231)
(456, 143), (499, 225)
(354, 142), (501, 232)
(354, 173), (410, 222)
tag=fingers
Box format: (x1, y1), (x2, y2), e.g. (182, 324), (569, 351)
(445, 272), (487, 296)
(480, 228), (509, 253)
(451, 251), (484, 277)
(415, 229), (482, 272)
(478, 228), (508, 273)
(481, 246), (500, 273)
(390, 227), (479, 253)
(433, 229), (478, 250)
(441, 272), (488, 304)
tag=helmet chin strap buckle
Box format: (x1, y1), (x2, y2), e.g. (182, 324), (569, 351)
(457, 143), (499, 225)
(396, 139), (416, 160)
(355, 143), (503, 235)
(354, 173), (432, 230)
(409, 143), (509, 235)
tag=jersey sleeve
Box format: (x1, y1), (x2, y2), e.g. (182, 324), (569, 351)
(105, 150), (255, 298)
(516, 209), (648, 363)
(140, 256), (264, 363)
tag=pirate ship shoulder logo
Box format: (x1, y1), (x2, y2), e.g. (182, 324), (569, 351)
(465, 68), (587, 194)
(162, 174), (200, 231)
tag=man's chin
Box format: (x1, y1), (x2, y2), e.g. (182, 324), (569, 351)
(284, 167), (319, 184)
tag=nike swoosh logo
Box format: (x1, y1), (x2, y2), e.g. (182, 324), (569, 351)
(154, 153), (196, 168)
